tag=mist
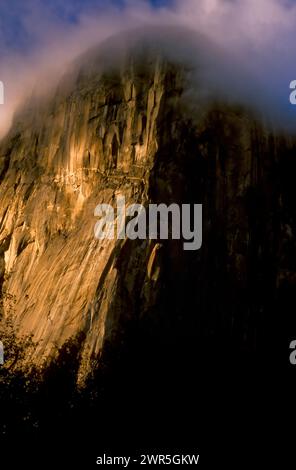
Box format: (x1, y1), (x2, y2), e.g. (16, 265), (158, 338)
(0, 0), (296, 138)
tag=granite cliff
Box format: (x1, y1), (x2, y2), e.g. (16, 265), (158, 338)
(0, 29), (295, 379)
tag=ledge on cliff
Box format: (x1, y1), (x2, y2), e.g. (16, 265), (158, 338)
(0, 27), (295, 385)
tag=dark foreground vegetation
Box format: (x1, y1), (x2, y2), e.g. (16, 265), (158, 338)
(0, 311), (295, 469)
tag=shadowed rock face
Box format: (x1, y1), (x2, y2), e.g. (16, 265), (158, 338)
(0, 34), (296, 378)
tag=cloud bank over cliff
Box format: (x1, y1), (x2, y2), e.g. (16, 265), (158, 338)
(0, 0), (296, 137)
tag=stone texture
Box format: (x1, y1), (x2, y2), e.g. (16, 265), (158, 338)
(1, 35), (296, 378)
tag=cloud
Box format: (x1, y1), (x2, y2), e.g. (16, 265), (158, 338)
(0, 0), (296, 137)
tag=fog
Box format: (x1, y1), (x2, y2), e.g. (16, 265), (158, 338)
(0, 0), (296, 137)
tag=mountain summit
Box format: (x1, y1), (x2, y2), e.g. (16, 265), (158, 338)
(0, 29), (295, 379)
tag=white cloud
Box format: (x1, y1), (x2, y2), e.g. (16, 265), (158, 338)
(1, 0), (296, 137)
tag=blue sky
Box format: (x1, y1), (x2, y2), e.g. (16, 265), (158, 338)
(0, 0), (173, 53)
(2, 0), (296, 54)
(1, 0), (296, 137)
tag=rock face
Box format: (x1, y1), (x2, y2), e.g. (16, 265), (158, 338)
(0, 32), (296, 377)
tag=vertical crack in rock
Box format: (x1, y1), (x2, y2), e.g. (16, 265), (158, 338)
(0, 34), (296, 379)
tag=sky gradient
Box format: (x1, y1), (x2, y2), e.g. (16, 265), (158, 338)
(0, 1), (172, 53)
(0, 0), (296, 136)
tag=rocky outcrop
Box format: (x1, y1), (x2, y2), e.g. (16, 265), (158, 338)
(0, 31), (296, 377)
